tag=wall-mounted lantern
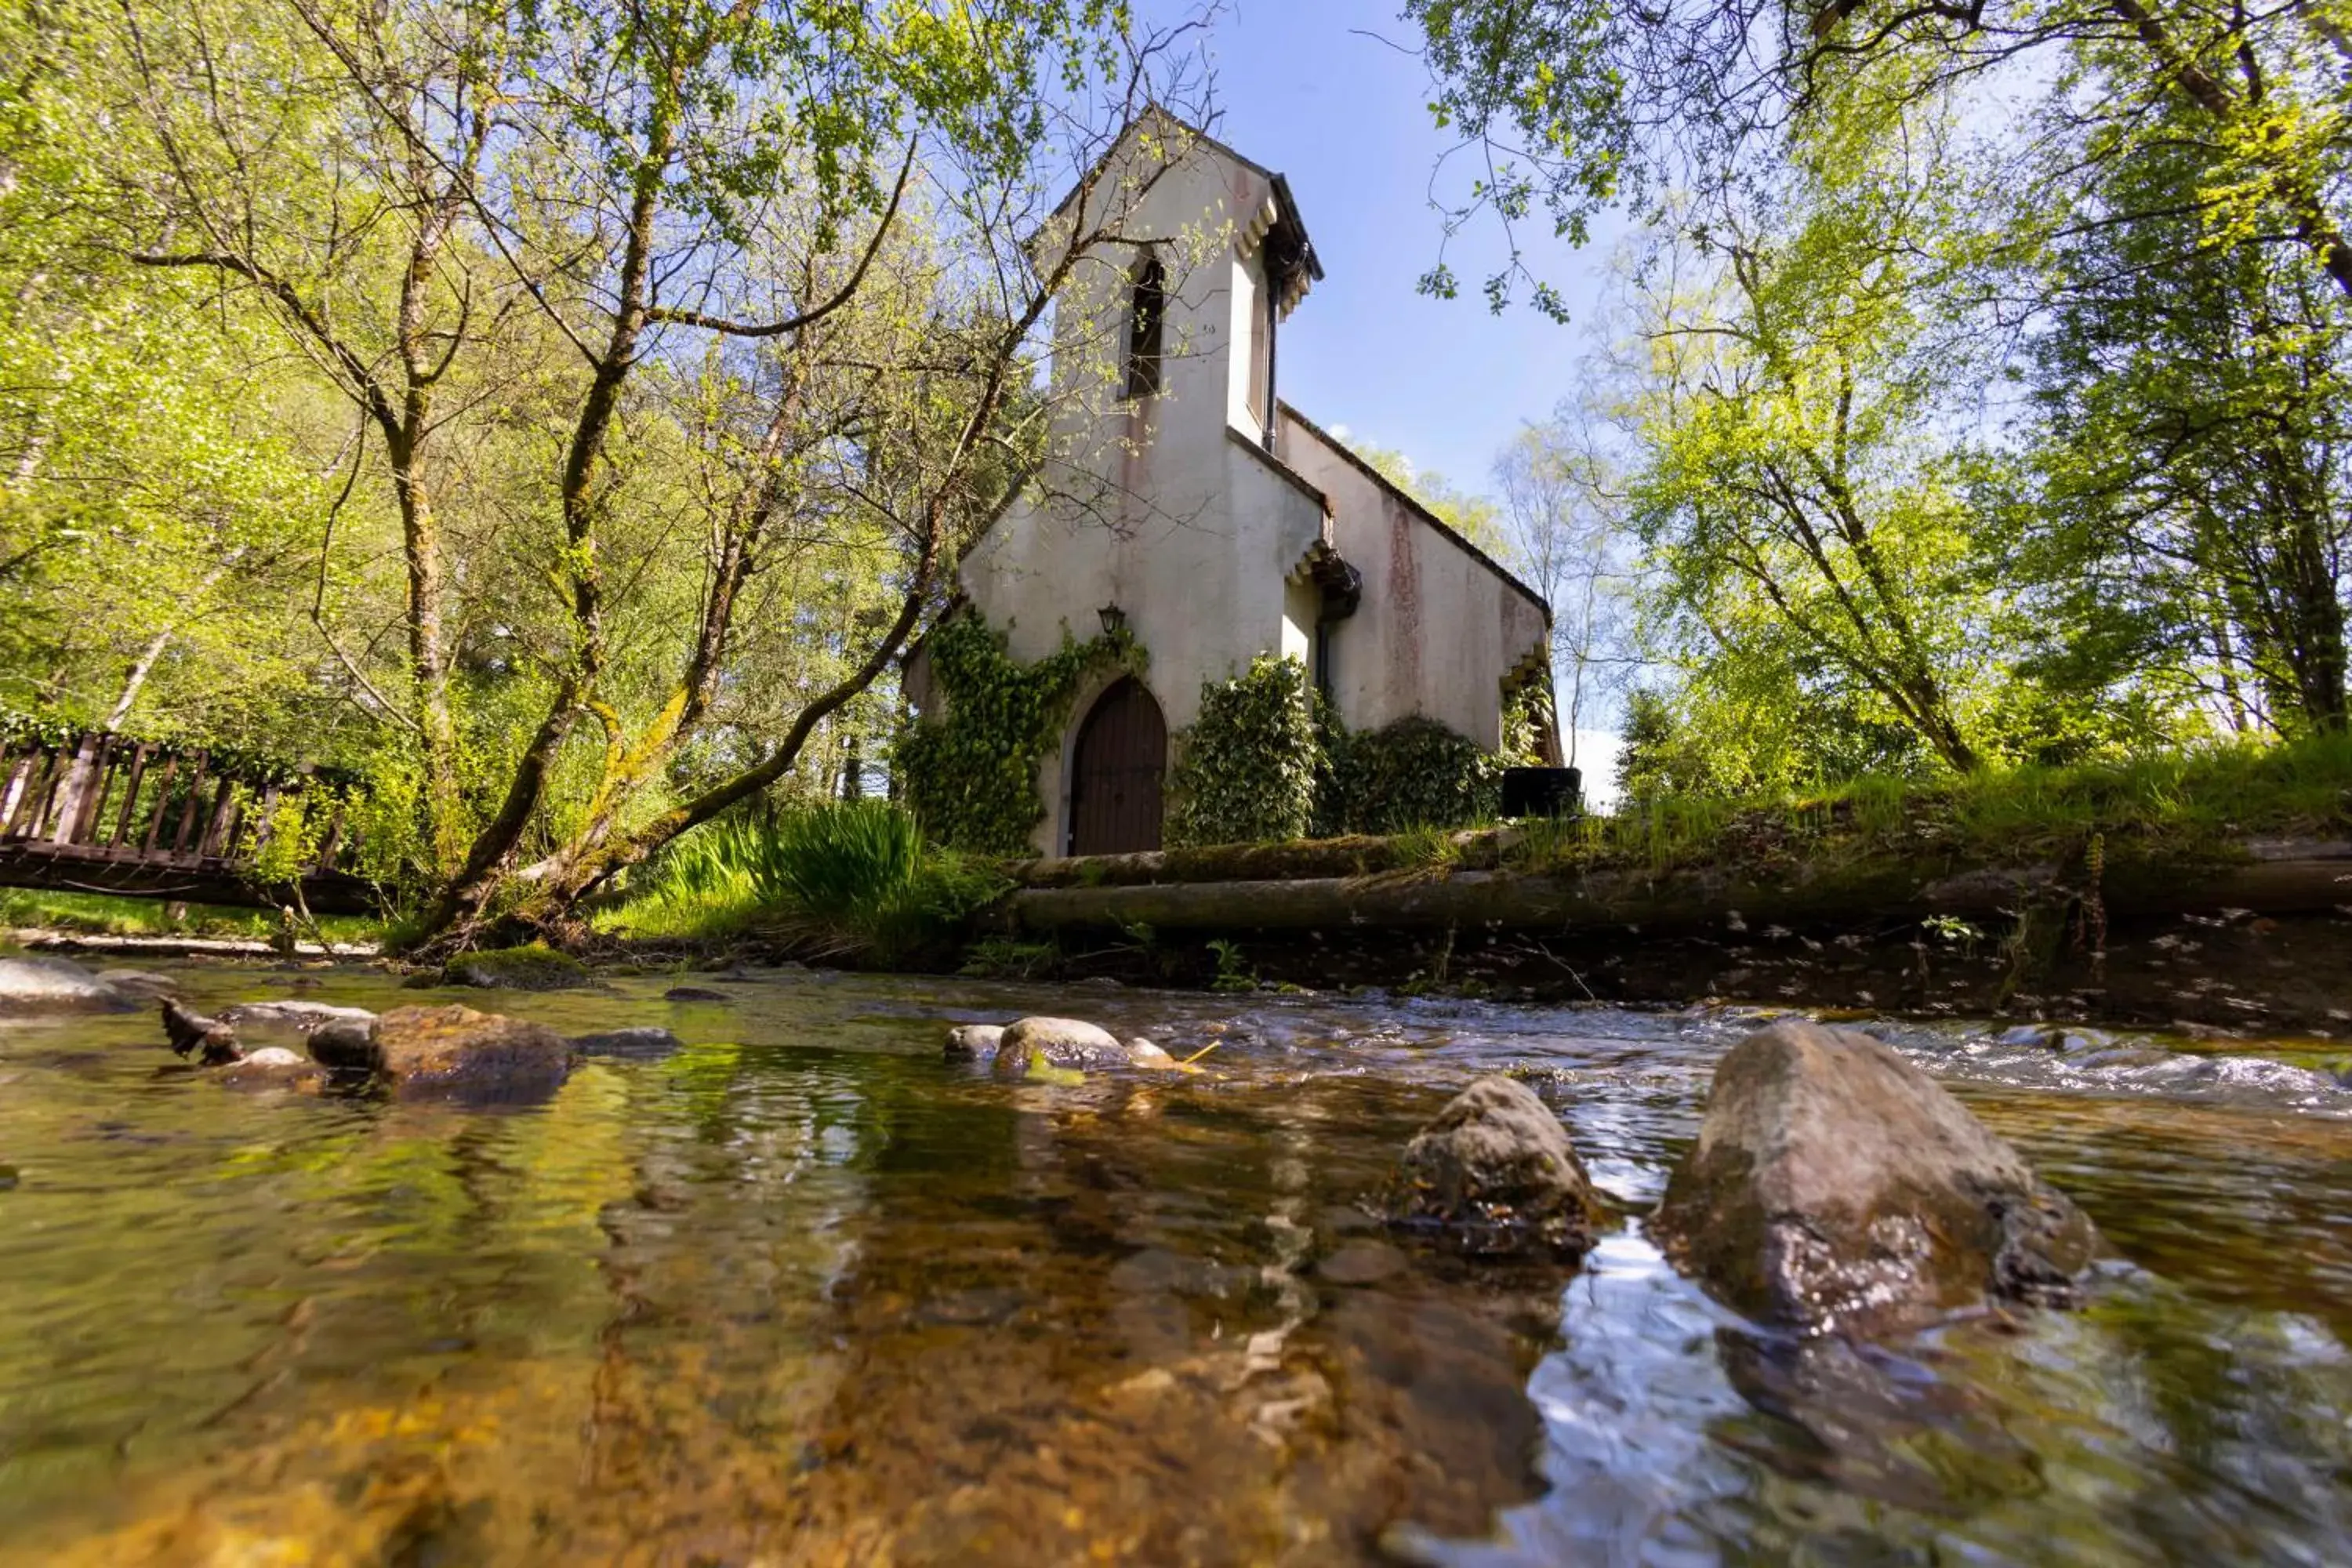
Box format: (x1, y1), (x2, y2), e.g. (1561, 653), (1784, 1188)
(1098, 604), (1128, 637)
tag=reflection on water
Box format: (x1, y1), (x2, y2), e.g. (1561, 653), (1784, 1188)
(2, 967), (2350, 1563)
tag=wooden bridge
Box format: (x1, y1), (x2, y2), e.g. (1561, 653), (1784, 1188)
(0, 728), (376, 915)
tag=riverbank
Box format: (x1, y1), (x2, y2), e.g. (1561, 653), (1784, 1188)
(971, 739), (2352, 1032)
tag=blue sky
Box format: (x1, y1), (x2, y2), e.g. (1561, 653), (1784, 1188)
(1185, 5), (1632, 793)
(1183, 2), (1621, 494)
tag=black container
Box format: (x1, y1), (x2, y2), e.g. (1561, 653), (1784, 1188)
(1500, 766), (1582, 818)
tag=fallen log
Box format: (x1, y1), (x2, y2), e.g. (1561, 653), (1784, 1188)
(1001, 840), (2352, 936)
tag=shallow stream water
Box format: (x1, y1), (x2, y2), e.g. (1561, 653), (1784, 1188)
(3, 961), (2351, 1565)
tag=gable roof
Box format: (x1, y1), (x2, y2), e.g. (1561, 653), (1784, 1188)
(1040, 107), (1323, 312)
(1276, 401), (1552, 622)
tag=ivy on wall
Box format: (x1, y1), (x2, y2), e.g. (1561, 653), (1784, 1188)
(1319, 715), (1503, 837)
(1166, 655), (1530, 847)
(1165, 655), (1323, 848)
(896, 613), (1138, 855)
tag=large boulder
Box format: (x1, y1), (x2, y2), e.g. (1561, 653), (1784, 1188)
(1653, 1020), (2099, 1336)
(1394, 1076), (1603, 1259)
(0, 955), (154, 1017)
(310, 1004), (577, 1101)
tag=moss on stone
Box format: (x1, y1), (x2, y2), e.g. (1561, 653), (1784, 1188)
(444, 943), (592, 992)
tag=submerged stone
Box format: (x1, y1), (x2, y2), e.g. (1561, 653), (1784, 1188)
(1393, 1075), (1602, 1260)
(216, 1046), (328, 1092)
(571, 1026), (684, 1060)
(993, 1016), (1168, 1077)
(663, 985), (732, 1003)
(1654, 1020), (2100, 1336)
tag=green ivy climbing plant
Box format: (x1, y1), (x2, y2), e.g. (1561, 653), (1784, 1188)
(1165, 655), (1323, 847)
(1319, 715), (1503, 837)
(1166, 654), (1523, 847)
(897, 614), (1141, 855)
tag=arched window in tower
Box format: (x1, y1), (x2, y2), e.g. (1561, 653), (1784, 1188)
(1123, 252), (1165, 400)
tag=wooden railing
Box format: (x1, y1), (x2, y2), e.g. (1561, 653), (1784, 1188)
(0, 728), (375, 914)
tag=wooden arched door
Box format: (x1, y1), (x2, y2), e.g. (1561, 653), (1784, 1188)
(1068, 678), (1167, 855)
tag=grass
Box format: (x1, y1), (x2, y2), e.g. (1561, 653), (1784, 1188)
(0, 887), (384, 945)
(1505, 731), (2352, 880)
(599, 800), (1011, 960)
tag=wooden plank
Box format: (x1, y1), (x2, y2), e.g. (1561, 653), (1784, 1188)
(67, 735), (114, 845)
(171, 753), (209, 856)
(140, 755), (180, 854)
(0, 750), (32, 839)
(0, 839), (379, 914)
(17, 745), (64, 842)
(196, 775), (236, 859)
(110, 745), (151, 848)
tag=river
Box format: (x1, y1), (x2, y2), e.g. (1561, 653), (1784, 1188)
(2, 962), (2349, 1564)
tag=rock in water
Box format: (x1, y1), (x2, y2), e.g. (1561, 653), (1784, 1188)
(663, 986), (731, 1003)
(993, 1016), (1130, 1077)
(307, 1017), (378, 1070)
(1123, 1037), (1177, 1069)
(951, 1018), (1175, 1073)
(218, 1000), (377, 1033)
(217, 1046), (328, 1091)
(570, 1026), (683, 1060)
(160, 998), (242, 1065)
(1653, 1020), (2099, 1336)
(1394, 1076), (1602, 1259)
(943, 1024), (1004, 1061)
(441, 944), (591, 991)
(0, 956), (146, 1017)
(307, 1005), (576, 1102)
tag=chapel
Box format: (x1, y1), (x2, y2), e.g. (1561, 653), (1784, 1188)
(913, 111), (1559, 856)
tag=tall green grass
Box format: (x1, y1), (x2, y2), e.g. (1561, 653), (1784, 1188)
(601, 800), (1007, 957)
(1512, 731), (2352, 876)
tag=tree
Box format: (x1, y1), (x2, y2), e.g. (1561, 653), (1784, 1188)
(1341, 436), (1508, 552)
(1493, 416), (1635, 771)
(1619, 98), (2002, 774)
(77, 0), (1210, 944)
(0, 2), (341, 749)
(1406, 0), (2352, 317)
(2031, 88), (2352, 735)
